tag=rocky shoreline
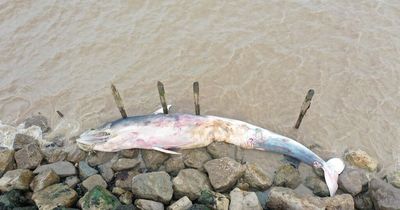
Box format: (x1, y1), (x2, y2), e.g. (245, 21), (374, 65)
(0, 115), (400, 210)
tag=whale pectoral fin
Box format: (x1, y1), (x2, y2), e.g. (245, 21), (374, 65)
(153, 105), (172, 114)
(152, 146), (181, 155)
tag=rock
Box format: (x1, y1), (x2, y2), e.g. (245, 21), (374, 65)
(229, 188), (262, 210)
(13, 134), (36, 150)
(204, 157), (245, 192)
(65, 176), (80, 188)
(207, 142), (239, 160)
(33, 161), (76, 177)
(198, 190), (229, 210)
(24, 115), (49, 133)
(120, 149), (139, 158)
(134, 199), (164, 210)
(87, 152), (117, 166)
(112, 158), (140, 171)
(273, 164), (301, 189)
(79, 185), (121, 210)
(14, 143), (43, 169)
(322, 194), (355, 210)
(112, 187), (126, 196)
(119, 191), (133, 205)
(0, 169), (33, 191)
(0, 148), (14, 176)
(32, 183), (77, 209)
(115, 170), (139, 190)
(189, 204), (212, 210)
(338, 168), (368, 195)
(255, 191), (268, 209)
(236, 179), (250, 191)
(98, 161), (115, 182)
(82, 174), (107, 191)
(167, 196), (193, 210)
(354, 192), (374, 210)
(142, 150), (169, 171)
(243, 163), (272, 190)
(41, 146), (67, 163)
(30, 169), (60, 192)
(266, 187), (321, 209)
(172, 168), (212, 200)
(131, 171), (173, 203)
(283, 190), (355, 210)
(0, 190), (29, 208)
(387, 170), (400, 188)
(183, 148), (212, 171)
(304, 176), (330, 197)
(78, 161), (98, 180)
(164, 156), (185, 176)
(65, 144), (86, 163)
(11, 206), (39, 210)
(116, 204), (136, 210)
(369, 178), (400, 210)
(345, 149), (378, 172)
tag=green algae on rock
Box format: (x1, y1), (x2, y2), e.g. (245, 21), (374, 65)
(79, 185), (121, 210)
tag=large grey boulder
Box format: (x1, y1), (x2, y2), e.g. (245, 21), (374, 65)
(369, 178), (400, 210)
(229, 188), (262, 210)
(183, 148), (212, 171)
(172, 168), (212, 200)
(338, 168), (368, 195)
(33, 161), (76, 177)
(30, 169), (60, 192)
(204, 157), (245, 192)
(0, 169), (33, 192)
(131, 171), (173, 203)
(0, 148), (14, 176)
(14, 143), (43, 169)
(32, 184), (77, 210)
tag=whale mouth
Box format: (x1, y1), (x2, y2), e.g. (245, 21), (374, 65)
(77, 129), (111, 145)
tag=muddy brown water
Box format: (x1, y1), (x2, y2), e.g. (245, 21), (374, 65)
(0, 1), (399, 174)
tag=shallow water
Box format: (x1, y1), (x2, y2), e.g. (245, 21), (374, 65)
(0, 0), (399, 172)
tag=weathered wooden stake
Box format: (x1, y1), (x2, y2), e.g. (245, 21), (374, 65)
(111, 83), (127, 118)
(56, 110), (64, 118)
(193, 82), (200, 115)
(157, 81), (168, 114)
(294, 89), (314, 129)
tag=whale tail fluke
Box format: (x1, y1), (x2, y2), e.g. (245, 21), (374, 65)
(323, 158), (345, 196)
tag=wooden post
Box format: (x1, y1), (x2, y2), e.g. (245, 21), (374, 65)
(56, 110), (64, 118)
(193, 82), (200, 115)
(294, 89), (314, 129)
(111, 84), (127, 118)
(157, 81), (168, 114)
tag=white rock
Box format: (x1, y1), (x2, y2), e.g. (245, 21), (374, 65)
(229, 188), (262, 210)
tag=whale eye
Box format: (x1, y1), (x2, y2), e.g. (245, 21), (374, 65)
(95, 131), (110, 137)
